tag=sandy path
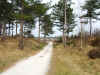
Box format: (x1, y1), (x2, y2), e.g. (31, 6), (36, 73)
(0, 42), (53, 75)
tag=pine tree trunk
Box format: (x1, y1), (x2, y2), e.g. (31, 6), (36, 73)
(0, 24), (2, 36)
(89, 17), (92, 37)
(1, 23), (6, 41)
(62, 26), (66, 47)
(62, 27), (65, 45)
(63, 0), (67, 47)
(16, 23), (18, 36)
(39, 17), (41, 40)
(5, 26), (8, 37)
(12, 23), (14, 38)
(80, 22), (83, 49)
(8, 22), (11, 38)
(18, 0), (24, 50)
(64, 32), (67, 47)
(19, 21), (24, 50)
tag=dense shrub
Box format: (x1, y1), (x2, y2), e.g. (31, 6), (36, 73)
(88, 49), (100, 59)
(56, 36), (62, 43)
(90, 37), (100, 47)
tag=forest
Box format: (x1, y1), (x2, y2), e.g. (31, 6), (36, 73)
(0, 0), (100, 75)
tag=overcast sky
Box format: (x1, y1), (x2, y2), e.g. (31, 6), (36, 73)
(32, 0), (100, 37)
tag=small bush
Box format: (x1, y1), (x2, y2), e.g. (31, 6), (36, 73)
(56, 37), (63, 43)
(66, 40), (76, 47)
(88, 49), (100, 59)
(90, 36), (100, 47)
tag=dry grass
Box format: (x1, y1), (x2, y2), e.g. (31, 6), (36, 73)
(0, 38), (46, 72)
(48, 43), (100, 75)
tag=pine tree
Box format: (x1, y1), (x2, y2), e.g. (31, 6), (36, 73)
(41, 15), (53, 37)
(82, 0), (100, 37)
(52, 0), (76, 46)
(0, 0), (14, 40)
(32, 1), (49, 39)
